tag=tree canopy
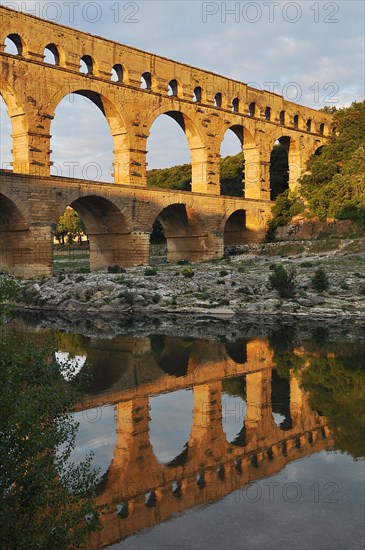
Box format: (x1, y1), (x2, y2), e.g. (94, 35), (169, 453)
(300, 100), (365, 225)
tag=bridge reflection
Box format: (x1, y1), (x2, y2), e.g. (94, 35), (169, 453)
(61, 334), (332, 548)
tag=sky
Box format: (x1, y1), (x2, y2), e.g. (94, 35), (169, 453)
(1, 0), (364, 180)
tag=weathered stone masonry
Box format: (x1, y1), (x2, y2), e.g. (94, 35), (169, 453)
(0, 6), (333, 277)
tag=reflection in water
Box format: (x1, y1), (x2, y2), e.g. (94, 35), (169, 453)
(4, 322), (364, 549)
(149, 389), (193, 464)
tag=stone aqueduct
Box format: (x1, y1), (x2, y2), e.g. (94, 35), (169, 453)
(0, 6), (333, 277)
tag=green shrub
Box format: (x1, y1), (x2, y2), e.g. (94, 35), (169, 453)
(269, 264), (296, 298)
(181, 268), (194, 278)
(152, 293), (161, 304)
(219, 270), (229, 277)
(311, 267), (329, 292)
(107, 265), (125, 273)
(144, 267), (157, 276)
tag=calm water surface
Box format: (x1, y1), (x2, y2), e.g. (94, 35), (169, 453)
(11, 320), (365, 549)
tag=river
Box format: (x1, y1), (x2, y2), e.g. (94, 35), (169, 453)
(3, 314), (365, 549)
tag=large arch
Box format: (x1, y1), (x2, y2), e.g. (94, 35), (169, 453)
(0, 77), (29, 173)
(49, 88), (131, 184)
(223, 208), (261, 246)
(149, 388), (193, 465)
(218, 124), (260, 199)
(271, 135), (301, 193)
(146, 112), (191, 189)
(0, 192), (31, 275)
(146, 108), (207, 193)
(55, 195), (134, 271)
(148, 203), (212, 263)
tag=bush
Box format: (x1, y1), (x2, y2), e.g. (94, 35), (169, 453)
(311, 267), (329, 292)
(219, 270), (229, 277)
(269, 264), (296, 298)
(181, 267), (194, 278)
(107, 265), (125, 273)
(144, 267), (157, 276)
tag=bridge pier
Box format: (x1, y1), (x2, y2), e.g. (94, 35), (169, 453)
(0, 221), (53, 278)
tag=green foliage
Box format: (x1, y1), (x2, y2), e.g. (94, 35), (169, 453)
(311, 267), (329, 292)
(220, 152), (244, 197)
(0, 275), (20, 318)
(269, 264), (296, 298)
(302, 351), (365, 458)
(0, 334), (100, 549)
(107, 265), (126, 273)
(181, 267), (194, 278)
(147, 163), (192, 191)
(270, 144), (289, 200)
(301, 101), (365, 224)
(265, 190), (305, 241)
(55, 207), (87, 245)
(144, 267), (157, 276)
(0, 281), (100, 548)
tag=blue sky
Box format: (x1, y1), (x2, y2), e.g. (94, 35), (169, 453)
(1, 0), (364, 179)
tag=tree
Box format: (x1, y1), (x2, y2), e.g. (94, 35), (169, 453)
(269, 264), (296, 298)
(55, 208), (87, 245)
(311, 267), (329, 292)
(302, 351), (365, 458)
(301, 101), (365, 224)
(0, 278), (100, 549)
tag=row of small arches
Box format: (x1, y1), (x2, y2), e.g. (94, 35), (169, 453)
(113, 428), (326, 518)
(4, 34), (327, 135)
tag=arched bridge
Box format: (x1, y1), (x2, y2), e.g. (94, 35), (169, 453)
(0, 6), (333, 277)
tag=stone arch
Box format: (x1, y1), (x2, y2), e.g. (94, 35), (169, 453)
(168, 79), (178, 96)
(146, 108), (208, 193)
(149, 388), (194, 466)
(3, 33), (26, 56)
(49, 87), (131, 184)
(272, 135), (301, 193)
(0, 77), (29, 173)
(148, 202), (211, 263)
(214, 92), (222, 108)
(141, 71), (152, 89)
(271, 369), (292, 431)
(150, 335), (191, 377)
(192, 86), (202, 103)
(218, 124), (260, 199)
(223, 208), (261, 245)
(80, 54), (94, 74)
(232, 97), (239, 112)
(56, 195), (134, 271)
(0, 192), (31, 276)
(111, 63), (123, 82)
(43, 43), (60, 65)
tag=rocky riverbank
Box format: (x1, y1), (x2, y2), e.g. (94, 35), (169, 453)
(7, 238), (365, 324)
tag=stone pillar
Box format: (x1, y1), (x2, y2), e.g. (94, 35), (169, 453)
(189, 381), (228, 461)
(246, 369), (272, 440)
(0, 222), (53, 278)
(89, 231), (150, 271)
(11, 127), (52, 176)
(289, 370), (304, 428)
